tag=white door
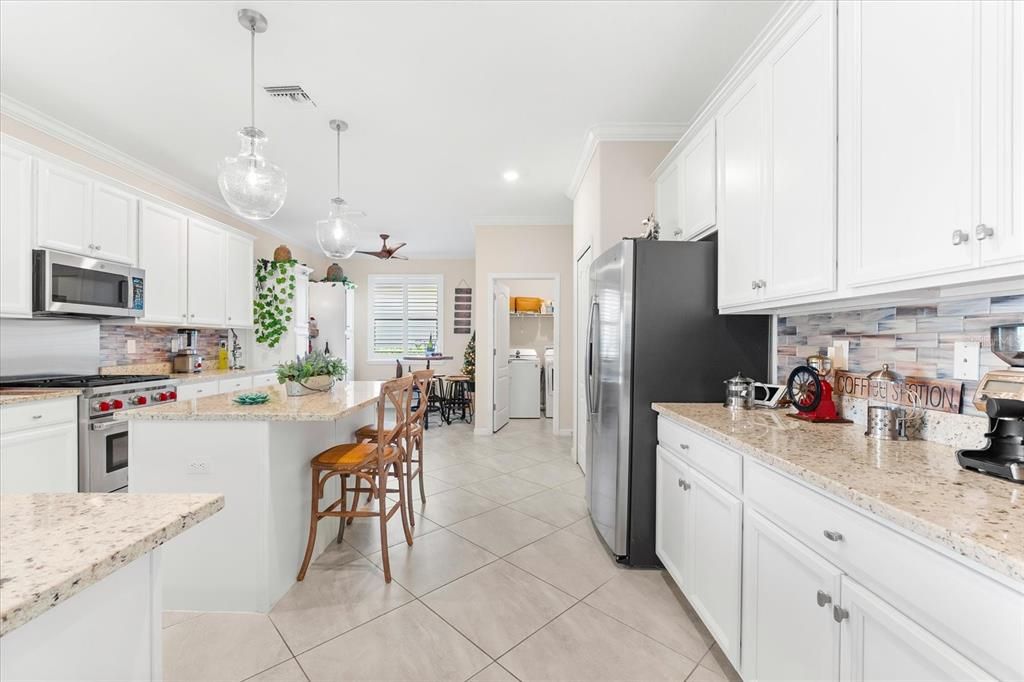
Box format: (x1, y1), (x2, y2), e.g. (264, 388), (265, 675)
(293, 268), (310, 334)
(345, 289), (355, 378)
(681, 120), (717, 240)
(90, 181), (137, 264)
(839, 577), (993, 682)
(575, 247), (592, 470)
(742, 509), (842, 682)
(187, 218), (226, 326)
(717, 75), (767, 307)
(0, 145), (34, 317)
(0, 423), (78, 493)
(36, 160), (92, 256)
(492, 282), (511, 432)
(138, 202), (188, 325)
(224, 232), (254, 328)
(687, 468), (743, 667)
(654, 446), (691, 592)
(841, 0), (983, 285)
(763, 0), (836, 301)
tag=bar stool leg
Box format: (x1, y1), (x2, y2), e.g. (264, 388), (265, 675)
(377, 465), (392, 583)
(297, 469), (322, 582)
(336, 475), (348, 544)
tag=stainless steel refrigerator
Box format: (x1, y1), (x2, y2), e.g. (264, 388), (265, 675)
(584, 238), (770, 566)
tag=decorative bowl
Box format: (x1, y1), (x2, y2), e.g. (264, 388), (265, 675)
(233, 392), (270, 405)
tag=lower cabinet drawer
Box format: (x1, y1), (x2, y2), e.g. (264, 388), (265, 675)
(657, 416), (742, 495)
(251, 373), (276, 388)
(0, 396), (77, 434)
(218, 377), (253, 394)
(745, 458), (1024, 681)
(176, 381), (219, 401)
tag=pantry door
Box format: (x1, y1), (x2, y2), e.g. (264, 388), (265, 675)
(492, 283), (511, 432)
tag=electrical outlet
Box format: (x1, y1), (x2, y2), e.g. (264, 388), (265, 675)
(954, 341), (980, 381)
(126, 339), (136, 354)
(186, 460), (211, 475)
(830, 340), (850, 370)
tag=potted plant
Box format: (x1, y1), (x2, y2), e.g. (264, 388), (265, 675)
(276, 350), (347, 396)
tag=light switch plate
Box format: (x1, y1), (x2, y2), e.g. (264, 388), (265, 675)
(126, 339), (136, 354)
(954, 341), (980, 380)
(829, 340), (850, 370)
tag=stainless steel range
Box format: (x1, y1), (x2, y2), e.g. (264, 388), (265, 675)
(0, 374), (178, 492)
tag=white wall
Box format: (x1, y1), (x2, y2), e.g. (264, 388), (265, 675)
(475, 225), (573, 434)
(332, 258), (476, 381)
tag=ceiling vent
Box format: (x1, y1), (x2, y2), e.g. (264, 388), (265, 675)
(263, 85), (317, 107)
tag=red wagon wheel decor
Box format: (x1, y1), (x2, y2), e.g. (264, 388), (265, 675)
(787, 366), (823, 413)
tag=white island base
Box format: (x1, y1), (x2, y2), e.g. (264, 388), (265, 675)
(129, 399), (376, 613)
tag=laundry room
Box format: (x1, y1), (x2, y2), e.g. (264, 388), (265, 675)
(500, 278), (557, 428)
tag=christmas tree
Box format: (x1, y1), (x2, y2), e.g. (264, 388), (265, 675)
(462, 331), (476, 381)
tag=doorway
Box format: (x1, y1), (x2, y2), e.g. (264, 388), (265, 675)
(574, 246), (592, 472)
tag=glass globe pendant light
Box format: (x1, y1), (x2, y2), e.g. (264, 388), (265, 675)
(217, 9), (287, 220)
(315, 119), (364, 259)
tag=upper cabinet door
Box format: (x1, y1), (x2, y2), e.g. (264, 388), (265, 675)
(655, 161), (681, 240)
(224, 232), (254, 328)
(91, 181), (137, 265)
(36, 160), (92, 256)
(0, 145), (34, 317)
(840, 0), (984, 285)
(138, 201), (188, 325)
(680, 120), (717, 240)
(717, 75), (768, 307)
(187, 219), (227, 326)
(763, 0), (837, 301)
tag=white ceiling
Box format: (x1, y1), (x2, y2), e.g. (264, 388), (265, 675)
(0, 1), (780, 257)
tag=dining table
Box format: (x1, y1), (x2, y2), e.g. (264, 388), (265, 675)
(401, 354), (453, 370)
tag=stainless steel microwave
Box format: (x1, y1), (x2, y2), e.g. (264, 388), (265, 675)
(32, 249), (145, 318)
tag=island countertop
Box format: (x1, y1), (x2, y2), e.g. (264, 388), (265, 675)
(652, 403), (1024, 584)
(128, 380), (383, 422)
(0, 492), (223, 636)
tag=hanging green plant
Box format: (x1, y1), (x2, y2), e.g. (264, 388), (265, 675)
(253, 258), (298, 348)
(314, 275), (357, 290)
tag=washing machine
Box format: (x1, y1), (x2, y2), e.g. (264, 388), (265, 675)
(509, 348), (541, 418)
(543, 347), (555, 418)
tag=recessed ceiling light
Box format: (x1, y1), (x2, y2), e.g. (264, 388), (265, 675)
(503, 170), (520, 183)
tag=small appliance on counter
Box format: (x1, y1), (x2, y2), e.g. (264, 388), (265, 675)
(785, 354), (850, 423)
(972, 323), (1024, 411)
(863, 363), (923, 441)
(724, 373), (789, 410)
(172, 328), (203, 373)
(956, 398), (1024, 482)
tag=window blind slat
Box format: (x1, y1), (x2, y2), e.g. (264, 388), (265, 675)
(369, 275), (442, 358)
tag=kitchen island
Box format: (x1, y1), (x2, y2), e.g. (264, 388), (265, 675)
(128, 380), (383, 613)
(0, 492), (222, 681)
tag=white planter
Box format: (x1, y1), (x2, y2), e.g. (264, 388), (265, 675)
(284, 375), (335, 396)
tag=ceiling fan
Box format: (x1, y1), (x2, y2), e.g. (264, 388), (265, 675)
(357, 234), (408, 260)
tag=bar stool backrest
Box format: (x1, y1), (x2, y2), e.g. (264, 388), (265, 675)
(410, 370), (434, 429)
(375, 376), (414, 461)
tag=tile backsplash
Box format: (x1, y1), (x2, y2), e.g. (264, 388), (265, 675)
(100, 326), (227, 368)
(777, 294), (1024, 416)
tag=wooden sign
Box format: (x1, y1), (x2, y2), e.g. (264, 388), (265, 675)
(833, 370), (963, 414)
(453, 287), (472, 334)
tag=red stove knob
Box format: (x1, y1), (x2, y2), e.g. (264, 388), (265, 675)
(134, 395), (148, 405)
(156, 392), (167, 402)
(97, 401), (111, 412)
(111, 399), (124, 409)
(167, 391), (177, 400)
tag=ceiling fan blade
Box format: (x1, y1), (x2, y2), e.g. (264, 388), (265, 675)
(390, 255), (410, 260)
(391, 242), (407, 252)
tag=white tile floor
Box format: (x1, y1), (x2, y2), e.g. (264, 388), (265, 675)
(162, 419), (740, 682)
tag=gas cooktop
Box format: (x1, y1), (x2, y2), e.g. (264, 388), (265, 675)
(0, 374), (170, 388)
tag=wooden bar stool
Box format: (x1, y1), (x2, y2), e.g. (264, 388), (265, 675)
(354, 369), (432, 526)
(444, 375), (472, 423)
(296, 376), (415, 583)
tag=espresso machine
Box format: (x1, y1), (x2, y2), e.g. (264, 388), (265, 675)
(956, 398), (1024, 482)
(172, 328), (203, 373)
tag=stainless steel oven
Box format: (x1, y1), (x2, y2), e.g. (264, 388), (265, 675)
(32, 249), (145, 318)
(87, 417), (130, 492)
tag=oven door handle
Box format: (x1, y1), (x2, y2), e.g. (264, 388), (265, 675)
(90, 420), (128, 432)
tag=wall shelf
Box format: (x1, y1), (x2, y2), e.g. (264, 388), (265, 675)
(510, 312), (554, 318)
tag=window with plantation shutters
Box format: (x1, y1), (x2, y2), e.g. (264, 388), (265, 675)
(367, 274), (443, 359)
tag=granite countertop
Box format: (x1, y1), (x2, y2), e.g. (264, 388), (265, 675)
(0, 492), (223, 636)
(129, 380), (383, 422)
(653, 403), (1023, 584)
(0, 389), (82, 406)
(169, 367), (276, 385)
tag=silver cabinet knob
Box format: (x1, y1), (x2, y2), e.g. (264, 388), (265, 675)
(816, 590), (832, 607)
(975, 224), (994, 240)
(31, 414), (43, 420)
(94, 244), (101, 251)
(88, 243), (95, 250)
(679, 443), (690, 450)
(751, 280), (758, 290)
(951, 229), (970, 245)
(677, 478), (691, 491)
(833, 605), (849, 623)
(823, 530), (843, 542)
(758, 279), (766, 288)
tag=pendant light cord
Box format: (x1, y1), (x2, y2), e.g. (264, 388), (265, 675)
(336, 127), (342, 198)
(249, 26), (256, 129)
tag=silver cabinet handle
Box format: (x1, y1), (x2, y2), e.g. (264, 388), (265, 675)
(757, 279), (766, 288)
(31, 414), (43, 420)
(823, 530), (843, 542)
(951, 229), (970, 245)
(751, 280), (758, 290)
(816, 590), (832, 607)
(94, 244), (101, 251)
(679, 443), (690, 450)
(833, 605), (849, 623)
(678, 479), (691, 491)
(88, 243), (95, 250)
(975, 224), (994, 240)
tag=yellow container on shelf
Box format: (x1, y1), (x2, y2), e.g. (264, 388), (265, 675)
(515, 297), (543, 313)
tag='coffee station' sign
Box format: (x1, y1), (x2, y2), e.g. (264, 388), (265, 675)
(833, 371), (963, 414)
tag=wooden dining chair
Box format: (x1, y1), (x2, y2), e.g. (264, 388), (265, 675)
(296, 376), (415, 583)
(354, 369), (433, 526)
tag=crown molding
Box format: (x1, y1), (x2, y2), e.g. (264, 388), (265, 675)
(564, 122), (688, 200)
(472, 216), (570, 227)
(0, 93), (306, 249)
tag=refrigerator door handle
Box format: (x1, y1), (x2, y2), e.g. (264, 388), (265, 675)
(586, 296), (599, 414)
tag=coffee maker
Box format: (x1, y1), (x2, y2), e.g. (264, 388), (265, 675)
(172, 328), (203, 373)
(956, 398), (1024, 482)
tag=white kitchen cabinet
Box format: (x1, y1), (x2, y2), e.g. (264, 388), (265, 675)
(0, 143), (34, 317)
(187, 218), (227, 327)
(0, 397), (78, 493)
(90, 181), (137, 264)
(138, 201), (189, 325)
(716, 74), (767, 307)
(175, 380), (219, 401)
(686, 468), (743, 666)
(218, 376), (253, 394)
(225, 232), (255, 328)
(680, 120), (717, 240)
(252, 373), (277, 388)
(36, 160), (92, 256)
(838, 577), (993, 682)
(655, 445), (692, 591)
(743, 509), (842, 682)
(839, 0), (1005, 285)
(654, 160), (682, 240)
